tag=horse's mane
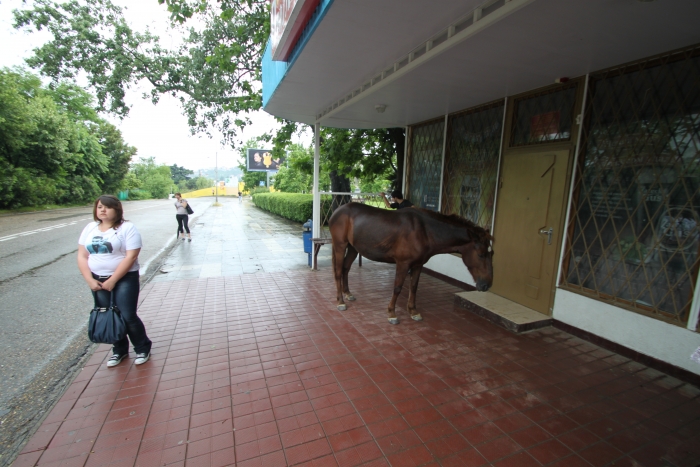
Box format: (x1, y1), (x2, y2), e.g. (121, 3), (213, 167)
(414, 208), (493, 243)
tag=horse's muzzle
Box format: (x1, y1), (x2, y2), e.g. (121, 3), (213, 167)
(476, 281), (490, 292)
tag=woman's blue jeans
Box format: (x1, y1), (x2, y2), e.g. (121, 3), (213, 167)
(92, 271), (151, 356)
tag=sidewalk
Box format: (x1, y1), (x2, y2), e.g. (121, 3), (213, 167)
(12, 197), (700, 467)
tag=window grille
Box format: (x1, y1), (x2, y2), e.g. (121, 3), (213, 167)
(511, 84), (578, 146)
(442, 101), (504, 227)
(563, 46), (700, 326)
(407, 119), (445, 211)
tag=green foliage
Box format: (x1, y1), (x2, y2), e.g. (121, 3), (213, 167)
(273, 143), (313, 193)
(129, 157), (172, 199)
(0, 67), (133, 208)
(170, 164), (194, 184)
(251, 192), (312, 223)
(127, 189), (152, 200)
(14, 0), (270, 144)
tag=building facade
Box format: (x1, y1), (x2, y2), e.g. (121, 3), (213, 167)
(262, 0), (700, 378)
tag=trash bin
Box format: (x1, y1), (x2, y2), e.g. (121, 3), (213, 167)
(302, 219), (313, 266)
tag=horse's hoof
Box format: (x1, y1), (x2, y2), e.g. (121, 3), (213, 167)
(345, 294), (356, 301)
(411, 314), (423, 321)
(388, 318), (399, 325)
(337, 304), (346, 311)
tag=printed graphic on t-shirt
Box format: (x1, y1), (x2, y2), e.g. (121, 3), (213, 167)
(87, 235), (113, 254)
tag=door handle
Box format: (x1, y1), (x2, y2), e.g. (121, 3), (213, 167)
(539, 227), (553, 245)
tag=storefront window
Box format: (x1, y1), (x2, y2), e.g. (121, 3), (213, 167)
(442, 101), (504, 227)
(511, 84), (578, 146)
(564, 48), (700, 325)
(407, 119), (444, 211)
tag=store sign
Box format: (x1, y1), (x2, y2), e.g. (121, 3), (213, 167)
(270, 0), (320, 61)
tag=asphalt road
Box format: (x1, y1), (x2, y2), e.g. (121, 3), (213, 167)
(0, 198), (209, 467)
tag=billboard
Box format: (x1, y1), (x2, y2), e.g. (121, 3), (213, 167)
(246, 148), (284, 172)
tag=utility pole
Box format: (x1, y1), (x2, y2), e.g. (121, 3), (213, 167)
(215, 151), (219, 204)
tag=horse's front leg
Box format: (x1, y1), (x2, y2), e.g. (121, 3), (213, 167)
(387, 264), (410, 324)
(407, 264), (423, 321)
(342, 245), (359, 302)
(332, 242), (348, 311)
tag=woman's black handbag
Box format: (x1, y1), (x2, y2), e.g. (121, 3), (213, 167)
(88, 292), (127, 344)
(185, 203), (194, 214)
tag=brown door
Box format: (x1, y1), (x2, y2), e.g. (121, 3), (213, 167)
(491, 149), (570, 315)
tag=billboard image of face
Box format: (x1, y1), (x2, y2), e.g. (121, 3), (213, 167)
(247, 148), (285, 172)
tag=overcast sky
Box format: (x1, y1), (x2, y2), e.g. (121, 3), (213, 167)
(0, 0), (309, 172)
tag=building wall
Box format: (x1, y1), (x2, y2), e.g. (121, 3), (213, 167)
(425, 254), (700, 376)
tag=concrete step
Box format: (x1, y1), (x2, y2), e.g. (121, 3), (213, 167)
(454, 291), (552, 333)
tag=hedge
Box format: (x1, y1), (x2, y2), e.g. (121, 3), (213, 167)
(251, 192), (312, 223)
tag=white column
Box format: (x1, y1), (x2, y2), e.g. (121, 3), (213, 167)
(312, 122), (321, 269)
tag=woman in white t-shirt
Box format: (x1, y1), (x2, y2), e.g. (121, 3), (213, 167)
(77, 195), (152, 368)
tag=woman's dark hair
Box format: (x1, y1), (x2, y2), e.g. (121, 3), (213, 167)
(391, 190), (404, 199)
(174, 192), (182, 197)
(93, 195), (126, 229)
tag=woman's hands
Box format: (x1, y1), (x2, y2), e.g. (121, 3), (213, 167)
(88, 278), (104, 291)
(100, 278), (116, 291)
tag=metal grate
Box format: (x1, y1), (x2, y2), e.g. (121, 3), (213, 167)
(407, 119), (445, 211)
(511, 83), (578, 146)
(442, 101), (504, 227)
(563, 46), (700, 326)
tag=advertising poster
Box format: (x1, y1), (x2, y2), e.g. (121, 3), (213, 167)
(247, 148), (285, 172)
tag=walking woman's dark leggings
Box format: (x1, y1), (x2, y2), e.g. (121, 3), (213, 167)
(176, 214), (190, 234)
(92, 271), (151, 355)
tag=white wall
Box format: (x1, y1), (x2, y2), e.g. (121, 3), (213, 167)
(553, 289), (700, 376)
(425, 253), (475, 286)
(425, 256), (700, 376)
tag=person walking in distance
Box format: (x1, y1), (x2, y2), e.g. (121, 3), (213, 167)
(238, 191), (242, 203)
(173, 192), (192, 241)
(77, 195), (152, 367)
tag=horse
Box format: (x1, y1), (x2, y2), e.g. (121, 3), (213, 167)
(329, 203), (494, 324)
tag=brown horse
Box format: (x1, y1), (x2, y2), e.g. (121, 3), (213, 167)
(329, 203), (494, 324)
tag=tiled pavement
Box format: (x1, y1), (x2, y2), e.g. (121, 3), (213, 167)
(12, 198), (700, 467)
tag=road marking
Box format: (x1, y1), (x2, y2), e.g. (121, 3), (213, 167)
(0, 204), (163, 243)
(0, 219), (91, 242)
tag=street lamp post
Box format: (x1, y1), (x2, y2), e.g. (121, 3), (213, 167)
(215, 151), (219, 204)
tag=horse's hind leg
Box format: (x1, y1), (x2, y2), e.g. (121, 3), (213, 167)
(387, 264), (410, 325)
(342, 245), (359, 302)
(332, 242), (348, 311)
(407, 264), (423, 321)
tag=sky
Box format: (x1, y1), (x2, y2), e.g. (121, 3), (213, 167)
(0, 0), (310, 172)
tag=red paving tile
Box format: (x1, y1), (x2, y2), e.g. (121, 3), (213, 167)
(10, 263), (700, 467)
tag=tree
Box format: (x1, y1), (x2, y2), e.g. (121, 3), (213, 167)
(96, 122), (137, 194)
(14, 0), (269, 144)
(130, 157), (172, 198)
(272, 143), (313, 193)
(170, 164), (194, 184)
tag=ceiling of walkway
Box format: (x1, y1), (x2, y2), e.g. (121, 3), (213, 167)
(263, 0), (700, 128)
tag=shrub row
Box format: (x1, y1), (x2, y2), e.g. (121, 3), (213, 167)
(251, 192), (312, 223)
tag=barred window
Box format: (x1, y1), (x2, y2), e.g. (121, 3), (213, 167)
(407, 119), (445, 211)
(442, 101), (504, 227)
(563, 47), (700, 326)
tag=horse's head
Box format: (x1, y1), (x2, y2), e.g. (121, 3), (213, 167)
(460, 228), (494, 292)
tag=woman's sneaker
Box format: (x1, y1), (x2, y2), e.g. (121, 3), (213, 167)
(107, 353), (127, 367)
(135, 353), (150, 365)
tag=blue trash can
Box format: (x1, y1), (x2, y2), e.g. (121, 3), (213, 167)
(302, 220), (313, 267)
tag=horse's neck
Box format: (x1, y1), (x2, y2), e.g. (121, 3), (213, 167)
(428, 222), (473, 254)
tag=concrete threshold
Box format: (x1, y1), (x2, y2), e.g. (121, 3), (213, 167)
(454, 291), (552, 333)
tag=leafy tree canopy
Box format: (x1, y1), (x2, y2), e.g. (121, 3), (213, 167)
(14, 0), (269, 145)
(170, 164), (194, 184)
